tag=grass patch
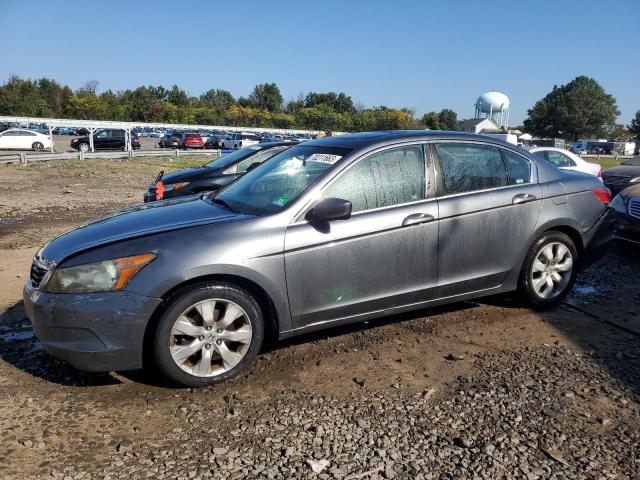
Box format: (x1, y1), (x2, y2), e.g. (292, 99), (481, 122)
(583, 156), (624, 170)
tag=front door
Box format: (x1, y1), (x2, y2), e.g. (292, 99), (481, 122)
(433, 142), (542, 298)
(284, 144), (439, 328)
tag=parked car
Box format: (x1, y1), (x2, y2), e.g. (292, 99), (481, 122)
(148, 131), (163, 138)
(144, 142), (297, 202)
(609, 185), (640, 244)
(71, 129), (140, 152)
(159, 133), (182, 149)
(530, 147), (601, 178)
(180, 132), (205, 149)
(222, 132), (260, 150)
(0, 128), (52, 151)
(602, 158), (640, 194)
(23, 131), (612, 387)
(205, 133), (228, 148)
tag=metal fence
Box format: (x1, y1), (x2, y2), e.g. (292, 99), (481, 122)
(0, 148), (222, 165)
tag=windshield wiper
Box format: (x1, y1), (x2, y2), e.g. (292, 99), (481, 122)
(212, 196), (240, 213)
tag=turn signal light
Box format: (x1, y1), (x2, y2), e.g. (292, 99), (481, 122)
(591, 187), (611, 204)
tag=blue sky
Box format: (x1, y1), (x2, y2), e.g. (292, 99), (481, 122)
(0, 0), (638, 125)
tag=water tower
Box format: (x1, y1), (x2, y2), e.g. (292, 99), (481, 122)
(474, 91), (510, 128)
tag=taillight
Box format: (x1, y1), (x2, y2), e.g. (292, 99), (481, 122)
(597, 169), (602, 178)
(155, 181), (164, 200)
(591, 187), (610, 204)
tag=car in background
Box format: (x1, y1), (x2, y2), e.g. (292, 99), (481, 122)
(205, 133), (228, 149)
(180, 133), (205, 149)
(143, 141), (297, 202)
(148, 131), (163, 138)
(0, 128), (52, 151)
(530, 147), (601, 178)
(71, 129), (140, 152)
(609, 184), (640, 244)
(159, 133), (182, 149)
(24, 131), (612, 387)
(222, 132), (260, 150)
(602, 158), (640, 194)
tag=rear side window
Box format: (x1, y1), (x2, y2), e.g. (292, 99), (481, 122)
(546, 151), (576, 168)
(237, 147), (287, 173)
(502, 149), (532, 184)
(325, 145), (426, 213)
(435, 143), (508, 195)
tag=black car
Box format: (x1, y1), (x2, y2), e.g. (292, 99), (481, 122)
(602, 158), (640, 194)
(205, 133), (228, 148)
(159, 133), (182, 149)
(610, 184), (640, 244)
(143, 141), (297, 202)
(71, 129), (140, 152)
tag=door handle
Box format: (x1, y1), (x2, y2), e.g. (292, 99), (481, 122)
(402, 213), (435, 226)
(512, 193), (537, 204)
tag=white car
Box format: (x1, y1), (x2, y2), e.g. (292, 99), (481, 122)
(530, 147), (601, 178)
(222, 132), (261, 150)
(0, 128), (53, 151)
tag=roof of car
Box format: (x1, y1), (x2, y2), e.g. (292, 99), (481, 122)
(304, 130), (516, 150)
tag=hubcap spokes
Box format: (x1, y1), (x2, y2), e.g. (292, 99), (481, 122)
(169, 299), (252, 377)
(531, 242), (573, 299)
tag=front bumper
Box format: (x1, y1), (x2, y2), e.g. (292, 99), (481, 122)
(612, 210), (640, 244)
(23, 282), (162, 372)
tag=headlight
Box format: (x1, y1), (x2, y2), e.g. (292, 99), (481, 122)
(609, 194), (626, 213)
(46, 253), (155, 293)
(630, 177), (640, 183)
(163, 182), (189, 192)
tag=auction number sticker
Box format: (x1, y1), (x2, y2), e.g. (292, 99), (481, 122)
(307, 153), (342, 165)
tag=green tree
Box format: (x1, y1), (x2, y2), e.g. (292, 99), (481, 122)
(248, 83), (283, 112)
(199, 89), (235, 111)
(422, 111), (440, 129)
(438, 109), (458, 130)
(628, 110), (640, 138)
(304, 92), (354, 114)
(524, 76), (619, 140)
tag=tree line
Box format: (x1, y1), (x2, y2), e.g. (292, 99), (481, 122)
(0, 74), (636, 140)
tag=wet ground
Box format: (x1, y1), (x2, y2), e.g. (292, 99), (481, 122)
(0, 159), (638, 479)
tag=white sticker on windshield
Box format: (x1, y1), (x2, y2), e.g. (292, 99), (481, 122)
(307, 153), (342, 165)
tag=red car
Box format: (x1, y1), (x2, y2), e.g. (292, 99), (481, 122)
(180, 133), (204, 149)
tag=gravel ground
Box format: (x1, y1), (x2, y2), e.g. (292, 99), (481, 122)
(0, 159), (638, 479)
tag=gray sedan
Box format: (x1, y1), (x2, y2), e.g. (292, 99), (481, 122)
(23, 131), (613, 387)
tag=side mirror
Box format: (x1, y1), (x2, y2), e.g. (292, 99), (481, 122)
(306, 197), (352, 222)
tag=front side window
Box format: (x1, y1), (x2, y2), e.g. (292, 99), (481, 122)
(546, 151), (576, 167)
(324, 145), (426, 213)
(215, 145), (350, 215)
(435, 143), (508, 195)
(502, 149), (532, 184)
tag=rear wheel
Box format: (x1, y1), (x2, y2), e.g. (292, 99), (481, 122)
(519, 231), (577, 309)
(32, 142), (44, 151)
(153, 282), (264, 387)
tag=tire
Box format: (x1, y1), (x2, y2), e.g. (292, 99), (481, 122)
(518, 231), (578, 309)
(78, 143), (90, 153)
(32, 142), (44, 151)
(153, 282), (264, 387)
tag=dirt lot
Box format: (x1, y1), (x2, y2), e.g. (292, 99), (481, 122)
(0, 158), (639, 479)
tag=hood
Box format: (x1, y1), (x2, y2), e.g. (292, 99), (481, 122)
(161, 166), (211, 183)
(619, 183), (640, 200)
(41, 196), (242, 263)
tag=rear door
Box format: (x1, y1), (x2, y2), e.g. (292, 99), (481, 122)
(433, 142), (542, 298)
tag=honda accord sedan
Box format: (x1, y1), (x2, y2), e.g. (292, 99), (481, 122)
(23, 131), (612, 387)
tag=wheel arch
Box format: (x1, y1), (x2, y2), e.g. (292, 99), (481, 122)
(142, 273), (281, 367)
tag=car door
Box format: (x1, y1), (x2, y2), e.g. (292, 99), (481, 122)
(284, 143), (439, 328)
(94, 130), (110, 149)
(433, 142), (542, 298)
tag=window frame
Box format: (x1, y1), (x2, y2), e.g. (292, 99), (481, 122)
(431, 140), (537, 199)
(295, 141), (435, 223)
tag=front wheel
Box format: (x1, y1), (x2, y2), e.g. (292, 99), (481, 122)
(153, 282), (264, 387)
(78, 143), (90, 153)
(519, 231), (578, 309)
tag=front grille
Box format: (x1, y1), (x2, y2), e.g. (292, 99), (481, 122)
(30, 261), (49, 288)
(629, 198), (640, 220)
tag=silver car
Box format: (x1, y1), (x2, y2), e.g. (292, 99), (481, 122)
(23, 131), (613, 387)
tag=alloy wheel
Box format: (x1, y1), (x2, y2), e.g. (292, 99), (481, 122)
(530, 241), (573, 299)
(169, 298), (252, 377)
